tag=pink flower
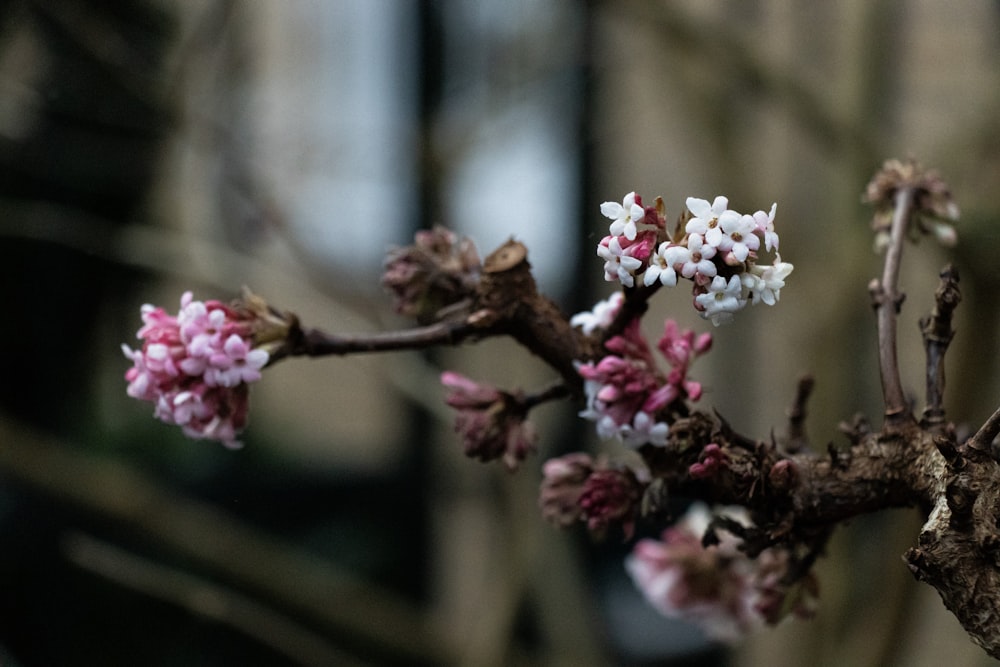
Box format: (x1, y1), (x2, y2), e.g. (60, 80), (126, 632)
(624, 504), (761, 642)
(625, 503), (819, 639)
(205, 334), (269, 387)
(440, 372), (537, 470)
(578, 467), (643, 539)
(539, 453), (595, 527)
(688, 443), (728, 479)
(123, 292), (269, 448)
(577, 319), (711, 446)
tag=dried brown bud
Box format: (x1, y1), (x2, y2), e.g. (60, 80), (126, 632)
(381, 226), (481, 323)
(863, 158), (959, 250)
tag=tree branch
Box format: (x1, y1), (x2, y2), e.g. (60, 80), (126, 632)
(920, 264), (961, 431)
(280, 319), (482, 359)
(871, 186), (916, 429)
(784, 375), (815, 454)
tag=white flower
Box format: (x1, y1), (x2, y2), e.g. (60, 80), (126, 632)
(678, 233), (718, 279)
(743, 259), (794, 306)
(570, 292), (625, 334)
(619, 411), (670, 448)
(686, 196), (742, 250)
(597, 236), (643, 287)
(601, 192), (645, 241)
(644, 242), (684, 287)
(752, 203), (779, 252)
(717, 213), (761, 263)
(595, 414), (619, 440)
(695, 275), (747, 326)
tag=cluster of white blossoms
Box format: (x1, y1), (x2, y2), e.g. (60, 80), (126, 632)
(596, 192), (793, 326)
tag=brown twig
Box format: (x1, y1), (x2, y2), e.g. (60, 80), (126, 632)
(871, 186), (916, 430)
(966, 404), (1000, 461)
(286, 319), (482, 359)
(522, 381), (572, 410)
(920, 265), (961, 431)
(785, 375), (815, 453)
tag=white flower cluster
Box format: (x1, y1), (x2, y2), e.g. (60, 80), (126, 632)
(596, 193), (794, 326)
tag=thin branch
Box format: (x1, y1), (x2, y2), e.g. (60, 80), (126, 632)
(966, 404), (1000, 460)
(920, 265), (961, 431)
(785, 375), (815, 453)
(522, 381), (572, 410)
(274, 318), (483, 362)
(872, 186), (916, 429)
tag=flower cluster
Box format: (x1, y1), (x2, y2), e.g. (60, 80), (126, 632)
(122, 292), (269, 448)
(440, 371), (537, 470)
(539, 452), (645, 539)
(573, 313), (711, 447)
(625, 503), (817, 642)
(596, 193), (793, 326)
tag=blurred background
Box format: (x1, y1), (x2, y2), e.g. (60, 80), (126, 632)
(1, 0), (1000, 665)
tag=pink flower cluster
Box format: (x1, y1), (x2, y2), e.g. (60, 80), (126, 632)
(538, 453), (644, 539)
(440, 371), (537, 470)
(574, 315), (711, 447)
(625, 503), (817, 642)
(596, 192), (794, 326)
(122, 292), (269, 448)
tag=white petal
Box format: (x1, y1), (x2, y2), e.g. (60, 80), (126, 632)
(600, 202), (624, 219)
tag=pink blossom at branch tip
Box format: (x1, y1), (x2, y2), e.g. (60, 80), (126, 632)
(122, 291), (268, 448)
(658, 320), (712, 369)
(539, 453), (595, 527)
(577, 319), (708, 446)
(440, 370), (502, 407)
(624, 503), (762, 642)
(578, 354), (660, 433)
(578, 467), (643, 540)
(625, 503), (817, 637)
(440, 372), (537, 470)
(603, 319), (655, 366)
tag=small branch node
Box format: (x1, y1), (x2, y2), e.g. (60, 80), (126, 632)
(933, 435), (965, 471)
(945, 479), (975, 530)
